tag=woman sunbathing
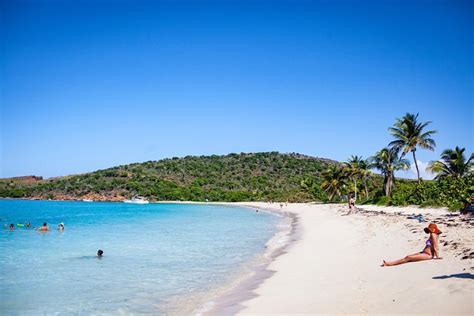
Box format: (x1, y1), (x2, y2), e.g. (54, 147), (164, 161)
(382, 223), (442, 267)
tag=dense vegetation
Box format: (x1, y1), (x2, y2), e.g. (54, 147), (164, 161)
(0, 152), (335, 202)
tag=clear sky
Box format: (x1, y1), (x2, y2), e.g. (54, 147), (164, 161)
(1, 0), (473, 178)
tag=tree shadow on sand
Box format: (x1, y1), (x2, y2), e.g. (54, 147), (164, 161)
(432, 273), (474, 280)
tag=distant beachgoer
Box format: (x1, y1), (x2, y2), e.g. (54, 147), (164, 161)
(460, 195), (474, 215)
(37, 222), (49, 232)
(256, 209), (259, 213)
(280, 203), (284, 209)
(25, 222), (31, 229)
(382, 223), (442, 267)
(348, 193), (356, 212)
(97, 249), (104, 257)
(58, 223), (65, 231)
(9, 223), (15, 230)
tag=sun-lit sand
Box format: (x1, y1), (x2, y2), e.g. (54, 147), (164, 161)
(227, 202), (474, 315)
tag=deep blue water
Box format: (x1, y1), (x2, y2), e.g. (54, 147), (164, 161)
(0, 200), (278, 315)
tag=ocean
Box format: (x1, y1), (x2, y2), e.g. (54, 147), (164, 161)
(0, 200), (281, 315)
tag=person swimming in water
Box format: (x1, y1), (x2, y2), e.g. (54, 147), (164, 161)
(382, 223), (442, 267)
(9, 223), (15, 230)
(97, 249), (104, 257)
(58, 223), (65, 231)
(37, 222), (49, 232)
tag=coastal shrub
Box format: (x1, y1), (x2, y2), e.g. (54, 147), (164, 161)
(390, 176), (474, 210)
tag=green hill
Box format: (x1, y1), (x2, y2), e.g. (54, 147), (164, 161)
(0, 152), (338, 202)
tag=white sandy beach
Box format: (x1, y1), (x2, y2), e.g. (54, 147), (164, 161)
(223, 202), (474, 315)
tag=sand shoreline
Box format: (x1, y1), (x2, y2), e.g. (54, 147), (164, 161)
(151, 201), (473, 315)
(212, 202), (473, 315)
(199, 203), (301, 315)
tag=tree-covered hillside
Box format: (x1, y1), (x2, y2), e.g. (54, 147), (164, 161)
(0, 152), (337, 202)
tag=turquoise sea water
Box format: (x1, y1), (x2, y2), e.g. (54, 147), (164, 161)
(0, 200), (279, 315)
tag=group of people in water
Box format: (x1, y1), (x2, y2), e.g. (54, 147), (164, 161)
(4, 220), (104, 257)
(4, 222), (65, 231)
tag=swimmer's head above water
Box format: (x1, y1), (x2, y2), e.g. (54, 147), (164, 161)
(97, 249), (103, 257)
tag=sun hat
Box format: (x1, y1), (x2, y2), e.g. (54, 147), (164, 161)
(424, 223), (442, 235)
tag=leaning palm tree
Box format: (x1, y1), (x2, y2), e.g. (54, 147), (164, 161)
(427, 146), (474, 179)
(344, 155), (363, 201)
(321, 164), (348, 201)
(389, 113), (436, 183)
(370, 147), (410, 196)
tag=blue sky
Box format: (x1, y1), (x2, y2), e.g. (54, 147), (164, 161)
(1, 0), (472, 178)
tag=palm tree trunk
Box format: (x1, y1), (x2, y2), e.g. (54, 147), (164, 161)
(386, 176), (391, 196)
(412, 150), (421, 183)
(329, 191), (334, 202)
(383, 175), (389, 196)
(364, 177), (368, 199)
(354, 178), (357, 200)
(385, 172), (394, 196)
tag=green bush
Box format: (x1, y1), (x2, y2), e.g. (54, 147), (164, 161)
(390, 176), (473, 210)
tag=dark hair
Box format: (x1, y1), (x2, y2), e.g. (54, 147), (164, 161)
(97, 249), (104, 256)
(43, 222), (47, 226)
(10, 223), (14, 228)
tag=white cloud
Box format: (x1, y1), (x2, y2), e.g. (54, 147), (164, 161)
(397, 159), (435, 180)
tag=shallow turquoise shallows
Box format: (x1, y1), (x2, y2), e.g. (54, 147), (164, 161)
(0, 200), (278, 315)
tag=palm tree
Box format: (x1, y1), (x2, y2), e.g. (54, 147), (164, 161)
(358, 158), (371, 199)
(427, 146), (473, 179)
(344, 155), (363, 201)
(300, 177), (315, 191)
(300, 177), (315, 195)
(321, 164), (347, 201)
(370, 147), (410, 196)
(389, 113), (436, 183)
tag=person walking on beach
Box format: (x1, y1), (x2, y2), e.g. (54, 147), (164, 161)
(382, 223), (442, 267)
(348, 192), (356, 212)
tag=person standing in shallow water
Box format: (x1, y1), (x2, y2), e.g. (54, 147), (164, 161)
(382, 223), (442, 267)
(37, 222), (49, 232)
